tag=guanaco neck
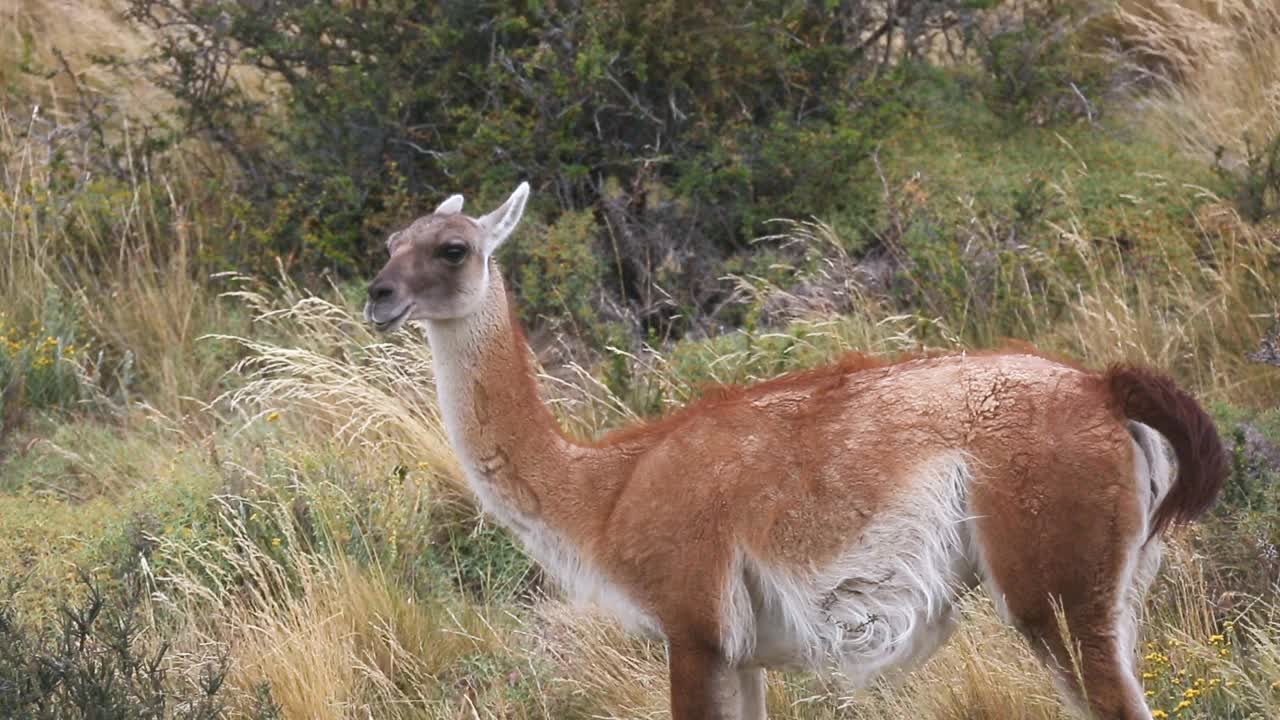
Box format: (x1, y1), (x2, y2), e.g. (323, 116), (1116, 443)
(423, 266), (623, 536)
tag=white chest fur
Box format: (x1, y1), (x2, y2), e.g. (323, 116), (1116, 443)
(423, 316), (663, 638)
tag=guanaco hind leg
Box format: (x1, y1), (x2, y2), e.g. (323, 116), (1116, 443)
(973, 456), (1157, 717)
(1016, 608), (1152, 720)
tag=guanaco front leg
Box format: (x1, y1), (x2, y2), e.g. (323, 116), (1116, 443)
(737, 667), (768, 720)
(668, 643), (746, 720)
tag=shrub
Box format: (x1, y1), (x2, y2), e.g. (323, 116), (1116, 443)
(1217, 132), (1280, 223)
(510, 209), (605, 337)
(0, 572), (252, 719)
(121, 0), (995, 337)
(1187, 407), (1280, 603)
(976, 3), (1109, 125)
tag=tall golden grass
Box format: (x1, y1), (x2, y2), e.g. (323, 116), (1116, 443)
(152, 491), (511, 719)
(596, 211), (1279, 411)
(4, 125), (1276, 720)
(215, 280), (463, 491)
(1, 105), (245, 420)
(144, 460), (1280, 719)
(1111, 0), (1280, 165)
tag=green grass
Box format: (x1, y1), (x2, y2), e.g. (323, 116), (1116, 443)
(888, 69), (1222, 234)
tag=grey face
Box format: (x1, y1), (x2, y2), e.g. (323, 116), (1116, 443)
(364, 213), (488, 331)
(364, 182), (530, 333)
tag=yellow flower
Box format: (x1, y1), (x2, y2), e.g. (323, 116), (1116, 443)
(1142, 672), (1156, 680)
(271, 537), (282, 547)
(266, 411), (280, 423)
(1174, 699), (1191, 712)
(1209, 634), (1224, 645)
(1182, 688), (1200, 700)
(1151, 711), (1168, 719)
(1145, 690), (1155, 698)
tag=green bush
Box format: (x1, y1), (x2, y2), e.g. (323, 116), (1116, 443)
(121, 0), (996, 337)
(511, 209), (605, 336)
(976, 4), (1109, 126)
(1217, 133), (1280, 223)
(0, 572), (266, 719)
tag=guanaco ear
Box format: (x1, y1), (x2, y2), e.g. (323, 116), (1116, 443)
(434, 194), (464, 215)
(477, 181), (529, 256)
(385, 230), (405, 252)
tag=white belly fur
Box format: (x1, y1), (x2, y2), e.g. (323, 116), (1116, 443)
(720, 453), (977, 686)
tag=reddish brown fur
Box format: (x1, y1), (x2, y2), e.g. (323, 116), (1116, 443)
(589, 342), (1086, 450)
(368, 187), (1228, 720)
(533, 325), (1222, 720)
(588, 351), (889, 448)
(462, 309), (1220, 720)
(476, 314), (1220, 720)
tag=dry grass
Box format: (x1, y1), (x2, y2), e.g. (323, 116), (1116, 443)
(147, 514), (1280, 720)
(3, 138), (1271, 720)
(1, 214), (1270, 719)
(1, 104), (246, 420)
(570, 208), (1279, 416)
(0, 0), (157, 112)
(520, 551), (1280, 720)
(1, 108), (60, 317)
(215, 281), (463, 493)
(1037, 205), (1280, 403)
(1110, 0), (1280, 165)
(150, 487), (512, 719)
(152, 257), (1277, 719)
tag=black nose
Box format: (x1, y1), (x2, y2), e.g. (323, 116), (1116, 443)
(368, 282), (394, 302)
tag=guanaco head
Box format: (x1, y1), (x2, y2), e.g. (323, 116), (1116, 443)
(365, 182), (529, 332)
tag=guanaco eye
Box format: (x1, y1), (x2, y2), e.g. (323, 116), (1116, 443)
(437, 243), (468, 265)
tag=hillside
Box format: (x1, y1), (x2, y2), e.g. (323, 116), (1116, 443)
(2, 1), (1279, 718)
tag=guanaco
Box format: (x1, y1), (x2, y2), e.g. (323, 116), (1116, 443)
(365, 182), (1226, 720)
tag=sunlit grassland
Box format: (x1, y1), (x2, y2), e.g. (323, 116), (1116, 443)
(2, 1), (1279, 718)
(1109, 0), (1280, 167)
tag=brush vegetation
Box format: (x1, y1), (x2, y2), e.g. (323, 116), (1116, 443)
(1, 0), (1279, 718)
